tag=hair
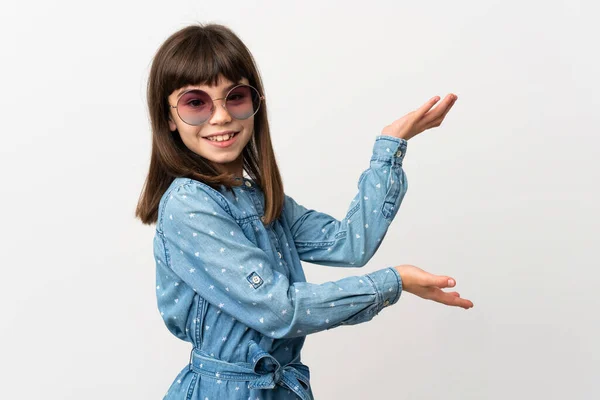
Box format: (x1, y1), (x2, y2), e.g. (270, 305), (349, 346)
(135, 23), (284, 226)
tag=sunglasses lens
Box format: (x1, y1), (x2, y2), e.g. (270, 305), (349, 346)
(226, 85), (261, 120)
(176, 85), (262, 125)
(177, 90), (213, 125)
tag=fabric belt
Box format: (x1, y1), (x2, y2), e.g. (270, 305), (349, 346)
(189, 340), (312, 400)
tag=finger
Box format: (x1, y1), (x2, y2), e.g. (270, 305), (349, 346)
(428, 95), (457, 126)
(440, 94), (457, 119)
(420, 100), (458, 132)
(419, 274), (456, 289)
(430, 288), (473, 309)
(420, 94), (457, 126)
(414, 96), (441, 120)
(435, 94), (457, 122)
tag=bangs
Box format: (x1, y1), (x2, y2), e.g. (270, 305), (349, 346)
(162, 31), (249, 95)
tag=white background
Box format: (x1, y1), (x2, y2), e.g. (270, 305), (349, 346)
(1, 1), (598, 399)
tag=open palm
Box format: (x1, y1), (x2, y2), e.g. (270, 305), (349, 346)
(382, 94), (458, 141)
(395, 264), (473, 309)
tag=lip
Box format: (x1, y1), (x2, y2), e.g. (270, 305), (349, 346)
(203, 131), (240, 148)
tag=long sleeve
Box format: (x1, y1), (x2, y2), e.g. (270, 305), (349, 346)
(283, 135), (408, 267)
(156, 181), (402, 339)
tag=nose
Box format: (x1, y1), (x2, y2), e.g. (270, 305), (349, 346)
(209, 98), (232, 125)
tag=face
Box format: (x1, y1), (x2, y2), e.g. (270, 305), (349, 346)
(167, 74), (255, 177)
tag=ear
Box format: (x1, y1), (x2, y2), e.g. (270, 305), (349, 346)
(168, 114), (177, 132)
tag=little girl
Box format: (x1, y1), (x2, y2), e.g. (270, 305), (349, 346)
(136, 23), (473, 400)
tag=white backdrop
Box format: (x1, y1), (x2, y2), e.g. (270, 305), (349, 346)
(1, 1), (598, 399)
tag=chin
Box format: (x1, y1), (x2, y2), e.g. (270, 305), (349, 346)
(202, 151), (242, 165)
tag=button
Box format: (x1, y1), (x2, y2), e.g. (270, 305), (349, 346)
(278, 252), (282, 258)
(260, 216), (265, 223)
(247, 271), (264, 288)
(245, 181), (252, 187)
(383, 299), (390, 307)
(395, 150), (402, 157)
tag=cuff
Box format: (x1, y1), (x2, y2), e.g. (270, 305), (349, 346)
(365, 267), (403, 314)
(371, 135), (408, 166)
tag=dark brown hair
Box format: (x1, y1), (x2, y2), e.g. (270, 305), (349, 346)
(135, 23), (284, 225)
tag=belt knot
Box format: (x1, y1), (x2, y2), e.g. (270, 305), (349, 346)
(190, 340), (311, 400)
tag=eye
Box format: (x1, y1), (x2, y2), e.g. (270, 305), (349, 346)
(187, 99), (205, 107)
(228, 94), (244, 101)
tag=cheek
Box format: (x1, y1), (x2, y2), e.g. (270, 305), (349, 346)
(242, 118), (255, 135)
(178, 128), (202, 147)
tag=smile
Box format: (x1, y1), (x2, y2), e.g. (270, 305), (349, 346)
(203, 131), (240, 148)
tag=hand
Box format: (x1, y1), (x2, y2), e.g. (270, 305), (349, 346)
(394, 264), (473, 309)
(381, 94), (458, 141)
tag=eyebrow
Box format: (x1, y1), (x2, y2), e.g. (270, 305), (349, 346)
(176, 81), (243, 98)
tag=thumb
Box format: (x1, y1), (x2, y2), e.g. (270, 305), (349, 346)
(427, 275), (455, 288)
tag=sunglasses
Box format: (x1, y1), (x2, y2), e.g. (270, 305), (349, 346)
(170, 84), (265, 126)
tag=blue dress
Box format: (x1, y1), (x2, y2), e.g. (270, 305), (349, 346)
(154, 135), (408, 399)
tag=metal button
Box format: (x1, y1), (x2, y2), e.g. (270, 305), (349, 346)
(384, 299), (390, 307)
(247, 271), (264, 288)
(245, 181), (252, 187)
(395, 150), (402, 157)
(278, 252), (282, 259)
(260, 216), (265, 223)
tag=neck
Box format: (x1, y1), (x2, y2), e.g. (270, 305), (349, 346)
(211, 157), (244, 179)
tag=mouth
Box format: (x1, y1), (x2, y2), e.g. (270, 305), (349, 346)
(203, 131), (240, 147)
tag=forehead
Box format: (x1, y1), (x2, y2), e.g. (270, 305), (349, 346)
(174, 76), (250, 98)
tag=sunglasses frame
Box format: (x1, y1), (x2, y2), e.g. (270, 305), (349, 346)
(169, 83), (265, 126)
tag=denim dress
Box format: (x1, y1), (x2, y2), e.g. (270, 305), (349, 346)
(153, 135), (408, 399)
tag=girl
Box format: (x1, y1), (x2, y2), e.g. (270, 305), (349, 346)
(136, 23), (473, 400)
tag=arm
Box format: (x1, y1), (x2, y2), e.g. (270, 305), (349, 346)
(283, 135), (408, 267)
(157, 181), (402, 339)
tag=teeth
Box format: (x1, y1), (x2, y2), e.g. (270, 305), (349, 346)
(208, 133), (235, 142)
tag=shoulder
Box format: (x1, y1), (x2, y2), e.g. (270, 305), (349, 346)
(157, 177), (232, 232)
(281, 192), (311, 225)
(282, 193), (298, 210)
(283, 192), (310, 211)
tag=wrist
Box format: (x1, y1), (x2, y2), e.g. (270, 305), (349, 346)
(380, 133), (408, 140)
(394, 266), (410, 293)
